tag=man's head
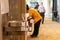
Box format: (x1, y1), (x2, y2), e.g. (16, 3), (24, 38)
(26, 4), (29, 10)
(26, 4), (29, 13)
(40, 2), (43, 5)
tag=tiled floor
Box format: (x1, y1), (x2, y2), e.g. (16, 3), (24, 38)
(27, 18), (60, 40)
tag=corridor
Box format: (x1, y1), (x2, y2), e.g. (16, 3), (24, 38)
(1, 0), (60, 40)
(28, 18), (60, 40)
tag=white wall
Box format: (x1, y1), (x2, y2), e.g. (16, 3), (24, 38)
(1, 0), (9, 14)
(42, 0), (48, 18)
(57, 0), (60, 22)
(27, 0), (42, 8)
(42, 0), (52, 18)
(27, 0), (52, 18)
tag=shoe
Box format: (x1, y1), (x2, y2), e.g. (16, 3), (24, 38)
(42, 22), (44, 24)
(30, 35), (37, 37)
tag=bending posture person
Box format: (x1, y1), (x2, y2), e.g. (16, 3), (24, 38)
(26, 5), (42, 37)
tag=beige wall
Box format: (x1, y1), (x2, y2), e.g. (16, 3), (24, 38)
(0, 0), (2, 40)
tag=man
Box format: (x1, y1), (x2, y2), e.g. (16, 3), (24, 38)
(26, 5), (42, 37)
(34, 2), (39, 10)
(38, 2), (45, 24)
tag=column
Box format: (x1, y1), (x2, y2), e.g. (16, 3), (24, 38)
(52, 0), (58, 21)
(47, 0), (52, 18)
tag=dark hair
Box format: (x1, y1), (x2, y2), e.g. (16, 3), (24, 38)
(34, 2), (39, 9)
(26, 4), (29, 10)
(36, 2), (38, 5)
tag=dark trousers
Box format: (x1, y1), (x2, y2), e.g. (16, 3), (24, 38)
(32, 20), (41, 36)
(40, 12), (45, 24)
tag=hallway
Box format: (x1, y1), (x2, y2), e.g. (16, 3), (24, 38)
(27, 18), (60, 40)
